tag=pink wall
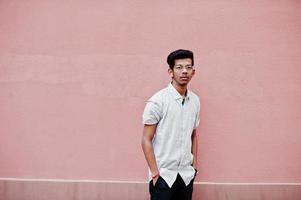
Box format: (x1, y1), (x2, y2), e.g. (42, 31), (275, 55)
(0, 0), (301, 199)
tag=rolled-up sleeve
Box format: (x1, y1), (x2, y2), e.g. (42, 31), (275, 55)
(142, 101), (162, 125)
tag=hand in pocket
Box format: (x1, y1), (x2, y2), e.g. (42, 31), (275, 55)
(153, 176), (159, 186)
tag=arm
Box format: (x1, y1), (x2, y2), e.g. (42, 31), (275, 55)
(191, 129), (198, 169)
(141, 124), (160, 184)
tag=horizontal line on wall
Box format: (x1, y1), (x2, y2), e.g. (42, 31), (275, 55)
(0, 177), (300, 185)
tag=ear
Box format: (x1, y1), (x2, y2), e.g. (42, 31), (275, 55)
(192, 68), (195, 76)
(168, 68), (174, 78)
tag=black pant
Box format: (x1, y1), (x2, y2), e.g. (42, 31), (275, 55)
(149, 174), (194, 200)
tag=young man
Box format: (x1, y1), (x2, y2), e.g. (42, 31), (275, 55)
(142, 49), (200, 200)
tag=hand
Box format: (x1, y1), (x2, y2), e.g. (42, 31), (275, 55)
(152, 171), (160, 186)
(152, 176), (159, 186)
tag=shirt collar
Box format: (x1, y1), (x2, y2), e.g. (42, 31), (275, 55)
(168, 82), (190, 100)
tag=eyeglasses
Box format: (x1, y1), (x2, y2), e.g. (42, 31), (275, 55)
(174, 65), (194, 71)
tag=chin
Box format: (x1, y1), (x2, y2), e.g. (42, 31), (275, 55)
(179, 82), (189, 86)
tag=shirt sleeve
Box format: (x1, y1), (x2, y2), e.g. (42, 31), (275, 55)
(142, 100), (162, 125)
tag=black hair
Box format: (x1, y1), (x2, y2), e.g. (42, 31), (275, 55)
(167, 49), (194, 69)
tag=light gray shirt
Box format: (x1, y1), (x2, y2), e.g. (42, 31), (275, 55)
(142, 83), (200, 187)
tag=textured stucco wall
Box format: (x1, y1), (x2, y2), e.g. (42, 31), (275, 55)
(0, 0), (301, 199)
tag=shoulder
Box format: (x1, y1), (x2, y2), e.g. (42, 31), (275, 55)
(188, 90), (200, 102)
(148, 86), (169, 104)
(188, 90), (200, 107)
(142, 86), (168, 120)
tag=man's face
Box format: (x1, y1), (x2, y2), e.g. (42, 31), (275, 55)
(169, 58), (195, 87)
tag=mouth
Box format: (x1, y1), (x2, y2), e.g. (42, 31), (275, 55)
(180, 77), (189, 80)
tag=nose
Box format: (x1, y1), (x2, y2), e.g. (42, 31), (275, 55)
(182, 68), (188, 74)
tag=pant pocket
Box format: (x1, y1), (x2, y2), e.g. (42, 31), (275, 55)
(154, 176), (169, 190)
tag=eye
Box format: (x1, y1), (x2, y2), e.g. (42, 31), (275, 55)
(175, 66), (183, 70)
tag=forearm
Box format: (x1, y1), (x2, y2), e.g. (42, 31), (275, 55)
(142, 136), (159, 174)
(191, 129), (198, 168)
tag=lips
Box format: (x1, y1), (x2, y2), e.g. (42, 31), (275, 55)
(180, 77), (189, 80)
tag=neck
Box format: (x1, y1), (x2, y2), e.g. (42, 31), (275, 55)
(171, 81), (187, 97)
